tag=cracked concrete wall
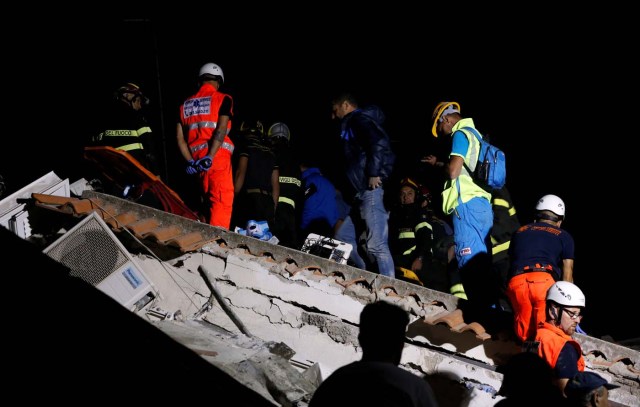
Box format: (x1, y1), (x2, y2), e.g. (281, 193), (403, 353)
(135, 250), (505, 406)
(133, 246), (639, 407)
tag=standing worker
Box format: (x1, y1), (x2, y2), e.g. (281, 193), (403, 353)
(429, 101), (498, 325)
(268, 122), (302, 249)
(331, 92), (396, 278)
(176, 63), (235, 229)
(506, 194), (574, 343)
(92, 82), (159, 175)
(231, 119), (279, 231)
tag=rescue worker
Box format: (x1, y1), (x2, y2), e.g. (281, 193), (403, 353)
(231, 120), (279, 232)
(176, 63), (235, 228)
(534, 281), (586, 397)
(92, 82), (159, 174)
(430, 101), (499, 328)
(268, 122), (302, 249)
(388, 177), (437, 287)
(506, 194), (574, 343)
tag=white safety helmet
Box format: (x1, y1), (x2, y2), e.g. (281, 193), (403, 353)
(536, 194), (565, 217)
(199, 63), (224, 84)
(546, 281), (585, 307)
(267, 122), (291, 142)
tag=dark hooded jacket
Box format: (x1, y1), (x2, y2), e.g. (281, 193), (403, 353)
(339, 105), (395, 201)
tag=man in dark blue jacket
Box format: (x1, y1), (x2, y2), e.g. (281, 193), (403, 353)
(331, 93), (396, 278)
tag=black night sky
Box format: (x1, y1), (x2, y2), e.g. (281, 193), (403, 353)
(4, 11), (635, 341)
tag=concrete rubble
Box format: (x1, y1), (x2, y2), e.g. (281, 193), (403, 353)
(2, 174), (639, 406)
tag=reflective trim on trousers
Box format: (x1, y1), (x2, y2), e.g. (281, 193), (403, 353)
(278, 196), (296, 208)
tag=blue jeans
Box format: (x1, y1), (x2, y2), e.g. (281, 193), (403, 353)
(335, 187), (395, 278)
(334, 215), (367, 269)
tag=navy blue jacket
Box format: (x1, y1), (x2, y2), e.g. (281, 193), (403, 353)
(300, 167), (339, 231)
(339, 106), (395, 200)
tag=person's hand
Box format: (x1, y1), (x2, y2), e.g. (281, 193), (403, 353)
(421, 155), (437, 166)
(411, 256), (423, 272)
(368, 176), (382, 189)
(196, 157), (213, 172)
(186, 159), (198, 175)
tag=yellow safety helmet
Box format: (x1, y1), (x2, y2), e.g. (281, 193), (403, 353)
(431, 101), (460, 137)
(399, 177), (420, 191)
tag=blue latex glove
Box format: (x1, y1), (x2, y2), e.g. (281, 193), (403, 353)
(186, 159), (198, 175)
(196, 157), (213, 172)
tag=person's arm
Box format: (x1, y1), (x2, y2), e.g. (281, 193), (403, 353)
(421, 155), (446, 169)
(561, 259), (574, 282)
(362, 119), (389, 189)
(205, 95), (233, 161)
(554, 342), (580, 396)
(205, 114), (229, 160)
(234, 155), (248, 194)
(176, 122), (193, 162)
(412, 216), (433, 272)
(447, 155), (464, 179)
(447, 130), (470, 180)
(271, 168), (280, 209)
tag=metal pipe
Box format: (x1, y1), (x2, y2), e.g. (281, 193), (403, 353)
(198, 265), (253, 338)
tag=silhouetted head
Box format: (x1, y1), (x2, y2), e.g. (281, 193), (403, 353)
(498, 352), (555, 398)
(358, 301), (409, 365)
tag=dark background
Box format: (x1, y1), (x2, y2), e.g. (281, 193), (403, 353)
(3, 12), (635, 342)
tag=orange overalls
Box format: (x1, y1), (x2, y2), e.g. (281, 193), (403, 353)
(179, 83), (234, 228)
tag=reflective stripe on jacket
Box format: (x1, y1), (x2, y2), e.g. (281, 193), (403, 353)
(95, 125), (151, 153)
(441, 118), (492, 214)
(180, 83), (234, 159)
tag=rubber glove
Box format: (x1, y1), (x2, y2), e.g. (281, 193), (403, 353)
(196, 157), (212, 172)
(186, 159), (198, 175)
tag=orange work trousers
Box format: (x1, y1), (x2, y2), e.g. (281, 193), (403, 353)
(505, 271), (555, 343)
(198, 153), (234, 229)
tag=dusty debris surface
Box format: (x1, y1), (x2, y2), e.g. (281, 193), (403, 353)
(2, 185), (639, 406)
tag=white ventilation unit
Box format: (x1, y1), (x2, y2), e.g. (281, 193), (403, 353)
(43, 211), (158, 311)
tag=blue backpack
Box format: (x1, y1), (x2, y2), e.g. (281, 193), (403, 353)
(462, 127), (506, 192)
